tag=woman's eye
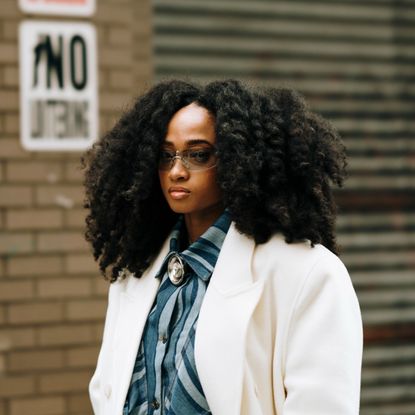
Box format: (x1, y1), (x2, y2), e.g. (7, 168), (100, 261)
(188, 150), (211, 163)
(160, 151), (174, 160)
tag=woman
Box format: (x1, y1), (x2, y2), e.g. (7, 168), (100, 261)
(83, 79), (363, 415)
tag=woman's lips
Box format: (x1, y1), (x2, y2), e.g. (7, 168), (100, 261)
(168, 187), (190, 200)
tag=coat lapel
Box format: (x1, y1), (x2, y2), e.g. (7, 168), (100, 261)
(112, 237), (170, 414)
(195, 223), (265, 415)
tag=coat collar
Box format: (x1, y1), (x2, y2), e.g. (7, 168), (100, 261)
(195, 223), (265, 415)
(120, 235), (170, 299)
(121, 220), (253, 298)
(208, 222), (258, 293)
(155, 210), (232, 282)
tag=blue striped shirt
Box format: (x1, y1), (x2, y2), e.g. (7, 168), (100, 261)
(123, 210), (231, 415)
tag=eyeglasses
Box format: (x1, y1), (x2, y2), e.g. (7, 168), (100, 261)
(158, 148), (218, 171)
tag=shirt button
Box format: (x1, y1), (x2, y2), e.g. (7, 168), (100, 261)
(151, 399), (160, 409)
(159, 334), (168, 344)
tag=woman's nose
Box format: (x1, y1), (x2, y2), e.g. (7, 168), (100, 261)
(168, 158), (189, 180)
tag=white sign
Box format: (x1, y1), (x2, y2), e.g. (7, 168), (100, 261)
(19, 0), (95, 16)
(19, 21), (98, 151)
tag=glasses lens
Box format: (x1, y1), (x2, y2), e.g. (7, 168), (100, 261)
(158, 150), (175, 170)
(183, 149), (217, 170)
(158, 148), (217, 171)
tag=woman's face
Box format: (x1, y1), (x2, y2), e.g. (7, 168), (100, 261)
(158, 103), (223, 217)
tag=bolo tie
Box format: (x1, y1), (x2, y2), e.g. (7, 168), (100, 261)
(167, 253), (186, 286)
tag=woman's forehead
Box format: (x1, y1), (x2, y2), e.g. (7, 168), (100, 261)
(164, 104), (216, 146)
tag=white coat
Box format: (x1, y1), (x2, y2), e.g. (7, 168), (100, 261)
(89, 223), (363, 415)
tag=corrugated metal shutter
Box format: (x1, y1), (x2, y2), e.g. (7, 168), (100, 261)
(152, 1), (415, 413)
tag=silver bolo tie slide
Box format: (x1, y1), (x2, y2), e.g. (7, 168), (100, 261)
(167, 253), (186, 286)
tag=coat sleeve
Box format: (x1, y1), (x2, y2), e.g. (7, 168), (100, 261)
(281, 252), (363, 415)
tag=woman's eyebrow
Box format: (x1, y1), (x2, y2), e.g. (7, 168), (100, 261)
(163, 139), (213, 147)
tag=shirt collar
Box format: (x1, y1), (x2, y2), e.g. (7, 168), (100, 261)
(156, 209), (232, 282)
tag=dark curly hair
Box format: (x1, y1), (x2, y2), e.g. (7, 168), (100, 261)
(82, 79), (347, 282)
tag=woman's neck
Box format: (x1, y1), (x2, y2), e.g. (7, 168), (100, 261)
(184, 203), (224, 243)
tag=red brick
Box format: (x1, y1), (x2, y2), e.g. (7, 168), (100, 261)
(0, 354), (5, 372)
(37, 231), (87, 253)
(8, 349), (64, 372)
(67, 392), (93, 413)
(3, 65), (18, 87)
(67, 345), (100, 367)
(109, 69), (133, 89)
(6, 254), (62, 277)
(0, 328), (36, 349)
(8, 302), (64, 324)
(65, 299), (107, 321)
(0, 186), (32, 207)
(108, 27), (131, 46)
(6, 209), (63, 230)
(3, 21), (18, 41)
(0, 280), (34, 301)
(93, 322), (105, 341)
(0, 139), (29, 159)
(0, 375), (35, 397)
(98, 67), (108, 87)
(0, 232), (34, 254)
(0, 91), (18, 110)
(38, 324), (95, 346)
(0, 357), (5, 374)
(65, 254), (98, 274)
(134, 22), (153, 37)
(134, 60), (153, 78)
(32, 151), (79, 161)
(134, 0), (152, 18)
(100, 48), (133, 68)
(93, 277), (109, 296)
(6, 161), (62, 183)
(39, 369), (92, 393)
(96, 5), (133, 23)
(37, 277), (92, 299)
(65, 208), (86, 228)
(95, 24), (106, 42)
(0, 44), (18, 65)
(35, 185), (84, 207)
(4, 114), (19, 134)
(10, 396), (65, 415)
(0, 306), (5, 324)
(0, 0), (20, 17)
(99, 113), (120, 133)
(100, 91), (131, 111)
(134, 43), (152, 59)
(0, 258), (5, 278)
(134, 78), (152, 94)
(64, 160), (84, 182)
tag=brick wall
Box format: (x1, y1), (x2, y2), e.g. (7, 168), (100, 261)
(0, 1), (153, 414)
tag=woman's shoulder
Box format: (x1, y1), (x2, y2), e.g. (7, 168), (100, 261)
(256, 232), (342, 267)
(253, 233), (350, 291)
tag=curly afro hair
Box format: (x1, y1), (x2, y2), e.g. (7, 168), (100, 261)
(82, 79), (347, 282)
